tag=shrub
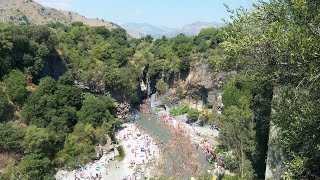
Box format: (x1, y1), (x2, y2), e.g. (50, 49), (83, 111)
(187, 108), (199, 122)
(156, 79), (167, 95)
(169, 105), (189, 116)
(116, 145), (125, 161)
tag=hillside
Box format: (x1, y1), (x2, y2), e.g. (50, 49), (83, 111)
(168, 21), (225, 37)
(0, 0), (140, 37)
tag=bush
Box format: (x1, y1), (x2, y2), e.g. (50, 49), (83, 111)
(156, 79), (167, 95)
(116, 145), (125, 161)
(180, 58), (190, 71)
(187, 108), (199, 122)
(169, 105), (189, 116)
(221, 174), (241, 180)
(4, 70), (28, 106)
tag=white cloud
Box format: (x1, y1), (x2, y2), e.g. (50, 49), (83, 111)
(34, 0), (73, 11)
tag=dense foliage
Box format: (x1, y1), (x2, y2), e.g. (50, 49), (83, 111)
(0, 24), (121, 179)
(216, 0), (320, 179)
(0, 20), (223, 179)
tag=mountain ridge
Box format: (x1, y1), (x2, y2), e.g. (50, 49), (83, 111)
(121, 21), (225, 38)
(0, 0), (142, 37)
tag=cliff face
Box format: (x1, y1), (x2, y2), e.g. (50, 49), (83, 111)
(265, 122), (287, 180)
(265, 90), (288, 179)
(149, 62), (228, 111)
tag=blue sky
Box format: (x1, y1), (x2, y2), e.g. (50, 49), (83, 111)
(34, 0), (257, 28)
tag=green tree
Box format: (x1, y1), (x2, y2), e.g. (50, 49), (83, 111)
(94, 26), (111, 39)
(156, 79), (167, 95)
(4, 70), (28, 106)
(0, 122), (25, 153)
(18, 153), (53, 180)
(23, 126), (52, 156)
(56, 123), (96, 167)
(0, 89), (10, 121)
(220, 105), (255, 179)
(55, 84), (82, 109)
(180, 57), (190, 72)
(221, 0), (320, 178)
(77, 94), (115, 128)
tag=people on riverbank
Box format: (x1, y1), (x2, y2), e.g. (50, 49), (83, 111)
(156, 111), (225, 175)
(115, 123), (160, 179)
(55, 123), (160, 180)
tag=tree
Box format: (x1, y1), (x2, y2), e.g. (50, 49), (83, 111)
(36, 77), (56, 95)
(18, 153), (53, 180)
(23, 126), (52, 156)
(198, 28), (223, 49)
(54, 84), (82, 109)
(94, 26), (111, 39)
(56, 123), (96, 167)
(4, 70), (28, 106)
(0, 89), (10, 121)
(0, 122), (25, 153)
(144, 35), (153, 43)
(221, 0), (320, 178)
(220, 105), (255, 179)
(156, 79), (167, 95)
(0, 24), (13, 78)
(21, 77), (81, 128)
(77, 94), (115, 128)
(273, 82), (320, 179)
(180, 57), (190, 72)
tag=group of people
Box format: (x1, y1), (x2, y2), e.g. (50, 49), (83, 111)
(116, 123), (160, 180)
(56, 152), (111, 180)
(196, 138), (225, 175)
(156, 111), (225, 176)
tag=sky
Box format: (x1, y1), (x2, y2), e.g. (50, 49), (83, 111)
(34, 0), (257, 28)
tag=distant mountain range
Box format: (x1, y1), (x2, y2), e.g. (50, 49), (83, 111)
(0, 0), (141, 38)
(121, 22), (225, 38)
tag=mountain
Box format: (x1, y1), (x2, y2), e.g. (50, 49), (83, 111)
(121, 21), (225, 39)
(168, 21), (225, 37)
(0, 0), (140, 37)
(121, 23), (173, 38)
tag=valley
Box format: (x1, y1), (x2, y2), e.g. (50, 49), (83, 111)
(0, 0), (319, 180)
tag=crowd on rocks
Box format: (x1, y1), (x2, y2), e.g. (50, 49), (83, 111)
(55, 152), (114, 180)
(157, 111), (225, 177)
(115, 123), (160, 179)
(55, 123), (160, 180)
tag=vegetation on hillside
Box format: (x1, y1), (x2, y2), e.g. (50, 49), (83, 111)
(0, 21), (223, 179)
(215, 0), (320, 179)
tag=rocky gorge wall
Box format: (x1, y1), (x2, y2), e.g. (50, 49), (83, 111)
(147, 63), (228, 112)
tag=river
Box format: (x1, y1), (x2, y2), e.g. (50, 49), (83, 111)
(133, 108), (212, 179)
